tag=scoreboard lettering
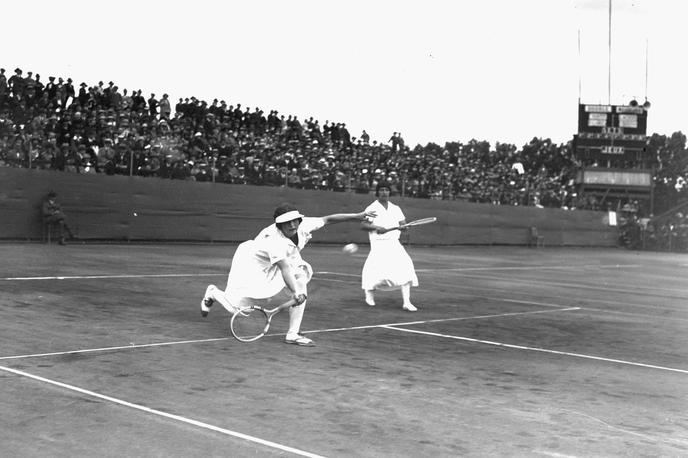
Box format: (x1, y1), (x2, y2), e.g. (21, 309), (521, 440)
(578, 103), (647, 136)
(574, 103), (649, 166)
(601, 145), (624, 155)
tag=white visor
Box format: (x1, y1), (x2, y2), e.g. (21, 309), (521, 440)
(275, 210), (304, 224)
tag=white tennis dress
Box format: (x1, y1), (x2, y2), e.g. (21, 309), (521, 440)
(219, 217), (324, 310)
(361, 200), (418, 291)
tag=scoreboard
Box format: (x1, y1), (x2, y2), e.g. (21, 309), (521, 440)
(573, 103), (653, 205)
(573, 103), (649, 164)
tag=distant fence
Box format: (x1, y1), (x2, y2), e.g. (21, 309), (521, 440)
(0, 168), (618, 246)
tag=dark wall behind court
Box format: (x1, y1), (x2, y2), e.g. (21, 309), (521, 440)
(0, 168), (618, 246)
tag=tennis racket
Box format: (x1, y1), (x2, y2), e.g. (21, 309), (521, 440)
(230, 298), (298, 343)
(398, 217), (437, 229)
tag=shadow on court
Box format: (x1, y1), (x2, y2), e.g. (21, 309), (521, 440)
(1, 243), (687, 457)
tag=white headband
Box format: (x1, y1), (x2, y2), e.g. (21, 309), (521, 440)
(275, 210), (304, 224)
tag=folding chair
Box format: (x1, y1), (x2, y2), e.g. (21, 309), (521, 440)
(42, 218), (56, 244)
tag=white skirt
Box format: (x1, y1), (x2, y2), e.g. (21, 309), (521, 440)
(227, 240), (313, 299)
(361, 239), (418, 291)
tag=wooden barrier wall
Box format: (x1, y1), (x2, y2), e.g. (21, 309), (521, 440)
(0, 168), (618, 246)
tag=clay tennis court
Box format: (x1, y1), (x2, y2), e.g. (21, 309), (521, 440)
(2, 243), (687, 457)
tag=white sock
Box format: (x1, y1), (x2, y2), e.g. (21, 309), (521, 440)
(365, 290), (376, 305)
(401, 283), (412, 306)
(287, 300), (306, 337)
(207, 285), (238, 313)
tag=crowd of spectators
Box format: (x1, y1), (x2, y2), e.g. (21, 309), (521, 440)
(0, 66), (584, 209)
(640, 207), (688, 252)
(3, 65), (685, 251)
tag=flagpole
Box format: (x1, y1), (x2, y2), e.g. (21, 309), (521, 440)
(608, 0), (612, 105)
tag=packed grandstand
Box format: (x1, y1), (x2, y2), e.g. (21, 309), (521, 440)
(0, 67), (686, 251)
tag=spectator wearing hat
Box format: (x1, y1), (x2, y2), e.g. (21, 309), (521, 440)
(0, 68), (7, 108)
(63, 78), (75, 108)
(109, 86), (122, 110)
(159, 93), (171, 119)
(33, 74), (44, 101)
(77, 82), (89, 106)
(148, 93), (158, 117)
(200, 202), (376, 346)
(119, 88), (132, 111)
(41, 190), (75, 245)
(388, 132), (400, 152)
(8, 68), (24, 98)
(45, 76), (58, 107)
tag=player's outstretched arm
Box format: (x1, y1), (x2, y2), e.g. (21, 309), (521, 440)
(276, 259), (307, 304)
(361, 220), (389, 234)
(321, 210), (376, 226)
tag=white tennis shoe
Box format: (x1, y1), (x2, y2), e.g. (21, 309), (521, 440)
(200, 297), (214, 317)
(285, 334), (315, 346)
(402, 303), (418, 312)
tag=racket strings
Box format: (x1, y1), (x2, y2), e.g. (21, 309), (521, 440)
(231, 308), (269, 342)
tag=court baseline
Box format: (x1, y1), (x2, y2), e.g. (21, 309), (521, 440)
(0, 364), (326, 458)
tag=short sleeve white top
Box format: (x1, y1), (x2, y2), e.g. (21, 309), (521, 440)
(365, 200), (405, 242)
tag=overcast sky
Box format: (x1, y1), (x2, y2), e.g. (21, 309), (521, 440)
(5, 0), (686, 147)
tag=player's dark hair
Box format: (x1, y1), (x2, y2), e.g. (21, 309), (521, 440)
(273, 202), (298, 220)
(375, 183), (391, 197)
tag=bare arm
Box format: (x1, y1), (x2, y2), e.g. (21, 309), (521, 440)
(276, 259), (307, 304)
(321, 210), (376, 226)
(362, 218), (407, 234)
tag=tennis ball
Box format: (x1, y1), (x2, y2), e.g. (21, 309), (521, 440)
(342, 243), (358, 255)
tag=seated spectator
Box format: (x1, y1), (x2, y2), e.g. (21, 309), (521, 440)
(41, 190), (75, 244)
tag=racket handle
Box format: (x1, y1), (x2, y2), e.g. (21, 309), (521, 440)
(277, 297), (302, 312)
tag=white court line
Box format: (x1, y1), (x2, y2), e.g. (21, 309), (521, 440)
(1, 273), (224, 281)
(0, 308), (577, 361)
(316, 276), (574, 310)
(317, 275), (688, 322)
(319, 270), (688, 297)
(0, 337), (230, 361)
(382, 326), (688, 375)
(304, 307), (582, 334)
(415, 264), (643, 272)
(0, 365), (325, 458)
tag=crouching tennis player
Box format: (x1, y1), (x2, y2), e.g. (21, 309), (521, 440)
(200, 203), (375, 346)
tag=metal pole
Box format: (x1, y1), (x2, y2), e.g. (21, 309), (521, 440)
(608, 0), (612, 105)
(130, 150), (134, 176)
(644, 38), (649, 102)
(577, 29), (582, 103)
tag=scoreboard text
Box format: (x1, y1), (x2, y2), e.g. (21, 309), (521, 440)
(573, 103), (649, 165)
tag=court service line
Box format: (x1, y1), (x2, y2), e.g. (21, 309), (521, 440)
(430, 272), (688, 297)
(382, 326), (688, 375)
(315, 276), (575, 310)
(1, 273), (224, 281)
(317, 275), (688, 322)
(0, 308), (576, 362)
(0, 364), (326, 458)
(319, 270), (688, 298)
(0, 337), (231, 361)
(415, 264), (643, 272)
(303, 307), (581, 335)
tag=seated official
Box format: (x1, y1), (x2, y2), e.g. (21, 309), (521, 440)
(42, 190), (75, 245)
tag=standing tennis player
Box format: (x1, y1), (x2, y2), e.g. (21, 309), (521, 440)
(361, 183), (419, 311)
(200, 203), (375, 346)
